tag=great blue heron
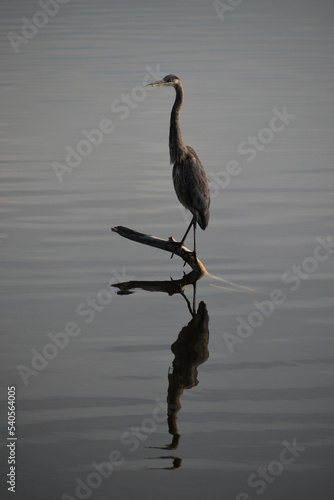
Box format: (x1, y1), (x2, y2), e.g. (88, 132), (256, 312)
(146, 74), (210, 260)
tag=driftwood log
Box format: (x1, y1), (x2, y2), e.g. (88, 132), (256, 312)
(111, 226), (207, 275)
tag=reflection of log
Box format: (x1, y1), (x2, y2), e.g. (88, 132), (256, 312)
(112, 269), (203, 296)
(112, 226), (206, 274)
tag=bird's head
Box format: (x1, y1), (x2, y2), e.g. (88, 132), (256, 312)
(146, 74), (180, 87)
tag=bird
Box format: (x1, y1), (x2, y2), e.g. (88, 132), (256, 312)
(146, 74), (210, 261)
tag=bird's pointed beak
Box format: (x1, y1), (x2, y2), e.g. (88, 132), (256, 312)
(146, 79), (166, 87)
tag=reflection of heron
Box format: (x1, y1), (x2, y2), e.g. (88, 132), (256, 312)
(146, 300), (210, 454)
(147, 75), (210, 260)
(112, 271), (210, 465)
(165, 301), (209, 450)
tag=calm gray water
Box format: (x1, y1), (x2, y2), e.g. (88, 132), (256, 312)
(1, 1), (334, 499)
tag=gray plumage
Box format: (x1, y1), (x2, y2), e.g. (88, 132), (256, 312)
(147, 74), (210, 257)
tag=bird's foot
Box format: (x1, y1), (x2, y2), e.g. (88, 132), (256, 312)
(188, 250), (198, 261)
(170, 242), (183, 259)
(182, 251), (198, 267)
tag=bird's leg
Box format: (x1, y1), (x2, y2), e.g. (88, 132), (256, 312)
(180, 216), (195, 248)
(192, 281), (197, 315)
(181, 220), (197, 267)
(170, 216), (195, 259)
(193, 221), (197, 259)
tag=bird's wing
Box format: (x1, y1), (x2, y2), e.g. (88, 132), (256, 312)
(173, 149), (210, 228)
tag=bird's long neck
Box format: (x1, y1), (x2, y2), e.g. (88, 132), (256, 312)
(169, 82), (187, 164)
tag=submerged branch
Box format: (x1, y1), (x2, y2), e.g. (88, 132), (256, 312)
(111, 226), (207, 274)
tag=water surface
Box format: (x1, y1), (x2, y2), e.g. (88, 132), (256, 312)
(1, 1), (334, 499)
